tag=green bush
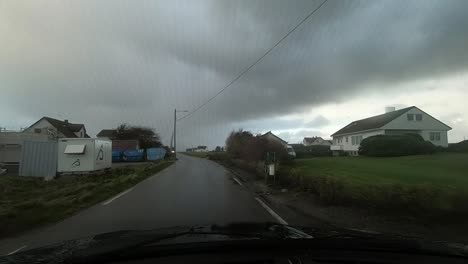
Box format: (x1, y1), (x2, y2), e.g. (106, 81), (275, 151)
(207, 152), (229, 161)
(225, 129), (288, 163)
(359, 134), (436, 157)
(447, 140), (468, 153)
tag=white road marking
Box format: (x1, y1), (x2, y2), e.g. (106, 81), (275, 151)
(255, 197), (288, 225)
(232, 177), (243, 186)
(7, 245), (27, 256)
(102, 187), (134, 205)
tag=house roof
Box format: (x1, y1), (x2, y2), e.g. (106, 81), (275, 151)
(29, 117), (85, 138)
(96, 129), (117, 138)
(303, 137), (323, 144)
(331, 106), (452, 137)
(331, 107), (415, 136)
(260, 131), (288, 144)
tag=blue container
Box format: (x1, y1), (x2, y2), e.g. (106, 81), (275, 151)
(146, 148), (166, 161)
(112, 150), (122, 162)
(122, 150), (144, 162)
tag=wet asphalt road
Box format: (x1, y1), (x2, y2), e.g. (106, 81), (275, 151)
(0, 155), (275, 255)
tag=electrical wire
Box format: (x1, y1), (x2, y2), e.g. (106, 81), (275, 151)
(177, 0), (328, 121)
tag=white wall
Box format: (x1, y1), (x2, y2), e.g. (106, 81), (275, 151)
(383, 107), (450, 147)
(0, 132), (51, 163)
(57, 138), (111, 172)
(420, 130), (449, 147)
(332, 130), (385, 152)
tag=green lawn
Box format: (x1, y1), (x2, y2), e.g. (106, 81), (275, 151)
(0, 161), (174, 238)
(287, 153), (468, 212)
(294, 153), (468, 190)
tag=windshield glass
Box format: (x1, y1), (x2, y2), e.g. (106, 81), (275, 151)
(1, 0), (468, 257)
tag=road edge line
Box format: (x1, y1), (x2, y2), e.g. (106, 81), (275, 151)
(6, 245), (27, 256)
(255, 197), (288, 225)
(102, 187), (134, 205)
(232, 176), (243, 186)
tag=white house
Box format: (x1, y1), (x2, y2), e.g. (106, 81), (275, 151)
(261, 131), (288, 146)
(330, 106), (452, 156)
(260, 131), (296, 157)
(24, 117), (89, 138)
(303, 136), (332, 146)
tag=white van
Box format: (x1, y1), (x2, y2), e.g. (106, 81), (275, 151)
(286, 145), (296, 158)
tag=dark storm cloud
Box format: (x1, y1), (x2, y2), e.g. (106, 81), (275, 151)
(1, 0), (468, 148)
(305, 115), (330, 128)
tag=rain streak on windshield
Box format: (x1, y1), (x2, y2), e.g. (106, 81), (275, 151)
(1, 0), (468, 257)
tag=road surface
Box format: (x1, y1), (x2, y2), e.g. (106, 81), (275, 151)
(0, 155), (280, 255)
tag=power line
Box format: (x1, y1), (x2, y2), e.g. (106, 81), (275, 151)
(177, 0), (328, 121)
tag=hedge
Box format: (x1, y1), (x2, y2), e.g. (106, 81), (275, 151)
(359, 134), (436, 157)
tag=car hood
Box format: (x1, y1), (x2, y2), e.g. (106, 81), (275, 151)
(1, 223), (467, 263)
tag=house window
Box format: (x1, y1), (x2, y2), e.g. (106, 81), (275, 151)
(407, 114), (414, 121)
(34, 128), (42, 133)
(415, 114), (422, 121)
(346, 137), (348, 143)
(430, 132), (441, 141)
(351, 136), (355, 145)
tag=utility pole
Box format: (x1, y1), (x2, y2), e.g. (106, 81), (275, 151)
(174, 109), (177, 158)
(173, 108), (189, 159)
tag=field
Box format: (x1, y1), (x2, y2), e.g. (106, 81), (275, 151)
(0, 161), (174, 238)
(283, 153), (468, 213)
(181, 152), (209, 158)
(294, 153), (468, 190)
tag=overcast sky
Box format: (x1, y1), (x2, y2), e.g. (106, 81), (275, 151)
(1, 0), (467, 149)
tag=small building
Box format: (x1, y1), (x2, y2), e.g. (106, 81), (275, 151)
(24, 116), (89, 138)
(302, 136), (332, 146)
(96, 129), (140, 153)
(0, 131), (52, 173)
(96, 129), (118, 140)
(330, 106), (452, 156)
(57, 138), (112, 173)
(112, 140), (140, 151)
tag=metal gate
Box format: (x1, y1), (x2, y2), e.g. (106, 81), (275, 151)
(19, 141), (57, 178)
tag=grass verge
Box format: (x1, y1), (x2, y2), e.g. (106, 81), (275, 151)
(0, 161), (174, 239)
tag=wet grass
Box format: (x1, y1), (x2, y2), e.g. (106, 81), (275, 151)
(281, 153), (468, 214)
(293, 153), (468, 188)
(0, 161), (174, 238)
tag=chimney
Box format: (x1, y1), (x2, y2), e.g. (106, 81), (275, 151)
(385, 106), (396, 113)
(64, 119), (69, 124)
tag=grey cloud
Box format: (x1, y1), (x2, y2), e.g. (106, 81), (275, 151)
(304, 115), (330, 128)
(1, 0), (468, 149)
(277, 129), (329, 144)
